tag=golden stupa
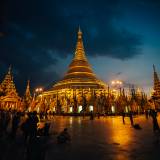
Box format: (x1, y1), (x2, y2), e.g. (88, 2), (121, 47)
(53, 28), (106, 90)
(40, 28), (107, 113)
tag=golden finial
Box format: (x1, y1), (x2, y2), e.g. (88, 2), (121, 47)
(153, 64), (156, 72)
(78, 26), (82, 39)
(8, 65), (12, 74)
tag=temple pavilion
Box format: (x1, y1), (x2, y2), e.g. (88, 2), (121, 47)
(0, 67), (22, 111)
(40, 28), (109, 113)
(151, 64), (160, 109)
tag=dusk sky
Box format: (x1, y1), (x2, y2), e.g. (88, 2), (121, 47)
(0, 0), (160, 95)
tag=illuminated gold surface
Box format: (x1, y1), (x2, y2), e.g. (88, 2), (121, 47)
(51, 29), (107, 90)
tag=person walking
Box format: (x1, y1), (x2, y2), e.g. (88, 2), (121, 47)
(11, 112), (20, 138)
(129, 112), (134, 126)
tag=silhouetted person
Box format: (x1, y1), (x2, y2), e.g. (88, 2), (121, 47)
(57, 128), (71, 144)
(4, 111), (11, 134)
(0, 110), (5, 136)
(145, 110), (149, 119)
(97, 112), (100, 119)
(151, 110), (160, 132)
(129, 112), (134, 126)
(11, 112), (20, 138)
(44, 122), (50, 136)
(30, 111), (39, 141)
(21, 113), (31, 143)
(26, 137), (46, 160)
(90, 111), (94, 120)
(122, 112), (125, 124)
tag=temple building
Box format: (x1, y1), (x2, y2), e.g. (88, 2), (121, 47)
(22, 80), (32, 111)
(0, 67), (21, 111)
(35, 28), (148, 114)
(151, 64), (160, 109)
(40, 28), (109, 114)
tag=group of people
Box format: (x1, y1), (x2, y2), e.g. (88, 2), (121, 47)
(0, 109), (11, 136)
(0, 109), (22, 138)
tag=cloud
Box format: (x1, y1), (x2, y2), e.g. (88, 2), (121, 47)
(1, 0), (153, 93)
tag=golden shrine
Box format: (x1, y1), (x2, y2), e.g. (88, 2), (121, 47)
(40, 28), (109, 113)
(0, 67), (22, 111)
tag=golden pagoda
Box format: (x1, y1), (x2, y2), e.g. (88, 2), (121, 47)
(151, 64), (160, 109)
(22, 80), (32, 111)
(41, 28), (108, 113)
(53, 28), (106, 90)
(0, 66), (21, 110)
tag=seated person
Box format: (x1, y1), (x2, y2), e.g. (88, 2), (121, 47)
(57, 128), (71, 143)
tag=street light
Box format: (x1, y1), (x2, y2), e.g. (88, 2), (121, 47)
(111, 80), (123, 86)
(111, 80), (123, 96)
(35, 87), (43, 97)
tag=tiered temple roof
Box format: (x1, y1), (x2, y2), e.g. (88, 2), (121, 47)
(0, 67), (18, 96)
(0, 67), (20, 106)
(153, 64), (160, 98)
(52, 28), (107, 90)
(24, 80), (32, 102)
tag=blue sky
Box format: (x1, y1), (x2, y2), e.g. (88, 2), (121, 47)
(0, 0), (160, 94)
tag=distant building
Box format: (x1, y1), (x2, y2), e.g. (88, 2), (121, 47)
(151, 65), (160, 109)
(0, 67), (21, 111)
(40, 28), (109, 114)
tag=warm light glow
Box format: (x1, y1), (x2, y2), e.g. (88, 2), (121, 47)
(70, 106), (73, 113)
(78, 105), (82, 113)
(111, 106), (115, 113)
(35, 87), (43, 92)
(89, 105), (93, 111)
(125, 106), (129, 113)
(111, 80), (122, 85)
(112, 81), (115, 84)
(110, 117), (133, 146)
(37, 107), (40, 113)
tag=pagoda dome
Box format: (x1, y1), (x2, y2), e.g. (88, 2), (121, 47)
(53, 28), (106, 90)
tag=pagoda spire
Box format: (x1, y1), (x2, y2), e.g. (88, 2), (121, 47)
(53, 28), (106, 90)
(24, 80), (32, 106)
(8, 65), (12, 74)
(0, 66), (18, 96)
(153, 64), (160, 98)
(153, 64), (160, 89)
(74, 27), (87, 61)
(25, 80), (32, 98)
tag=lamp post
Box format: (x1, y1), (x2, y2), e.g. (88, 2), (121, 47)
(35, 87), (43, 97)
(111, 80), (123, 96)
(111, 80), (123, 113)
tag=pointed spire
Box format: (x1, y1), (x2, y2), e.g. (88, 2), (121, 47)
(24, 80), (32, 104)
(8, 65), (12, 74)
(153, 64), (160, 98)
(153, 64), (159, 85)
(153, 64), (156, 72)
(78, 26), (82, 39)
(74, 27), (87, 61)
(0, 66), (15, 93)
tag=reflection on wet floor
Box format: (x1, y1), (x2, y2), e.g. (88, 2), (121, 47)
(45, 115), (160, 160)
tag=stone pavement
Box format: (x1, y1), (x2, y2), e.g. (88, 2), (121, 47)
(1, 115), (160, 160)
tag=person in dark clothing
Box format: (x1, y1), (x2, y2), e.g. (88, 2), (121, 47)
(29, 111), (39, 141)
(129, 112), (134, 126)
(90, 111), (94, 120)
(57, 128), (71, 144)
(151, 110), (160, 132)
(11, 112), (20, 138)
(21, 114), (31, 143)
(43, 122), (50, 136)
(122, 112), (125, 124)
(26, 137), (46, 160)
(4, 111), (11, 134)
(145, 110), (149, 119)
(0, 110), (5, 136)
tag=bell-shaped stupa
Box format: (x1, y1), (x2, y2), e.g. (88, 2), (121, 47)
(53, 28), (106, 90)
